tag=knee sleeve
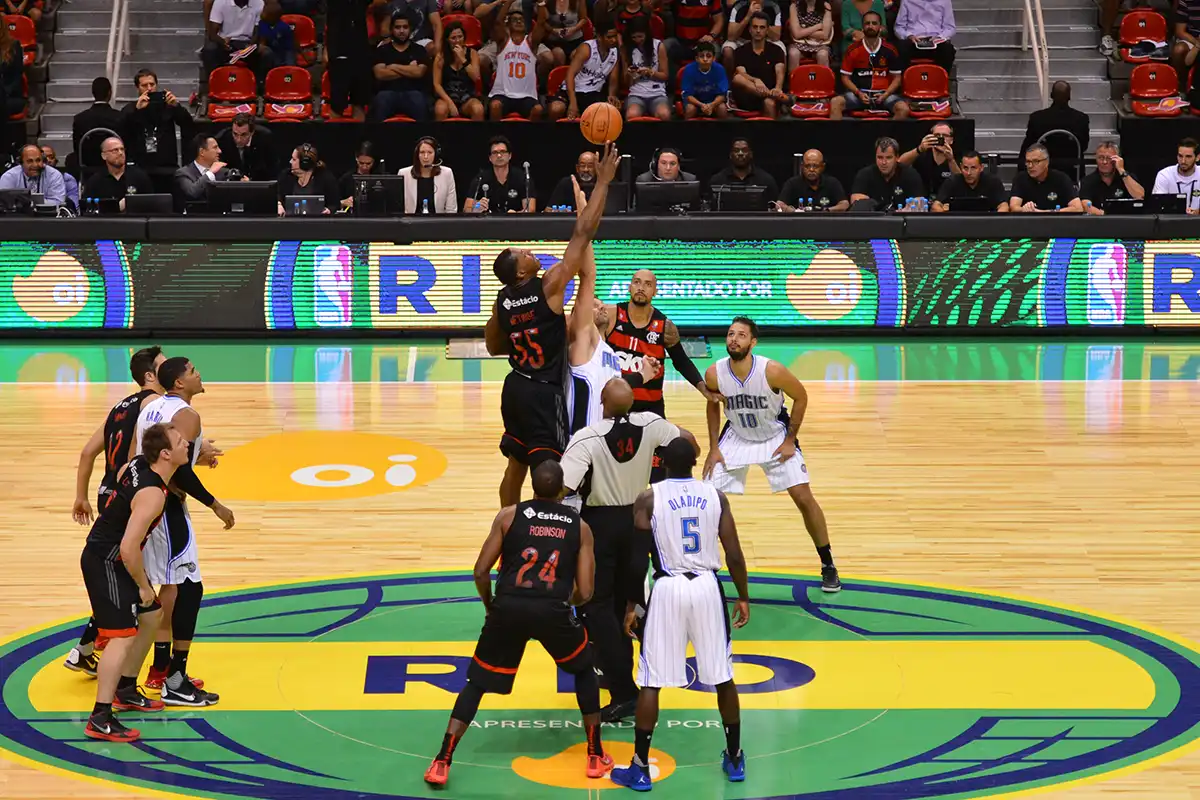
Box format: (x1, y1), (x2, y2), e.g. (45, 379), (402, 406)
(172, 580), (204, 641)
(451, 680), (486, 725)
(574, 667), (601, 715)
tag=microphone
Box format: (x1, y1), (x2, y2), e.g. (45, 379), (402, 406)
(475, 183), (489, 213)
(522, 162), (531, 211)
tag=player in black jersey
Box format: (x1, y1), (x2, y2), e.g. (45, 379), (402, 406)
(424, 461), (611, 787)
(485, 143), (622, 508)
(80, 423), (189, 743)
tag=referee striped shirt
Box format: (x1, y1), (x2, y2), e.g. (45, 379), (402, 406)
(561, 412), (680, 507)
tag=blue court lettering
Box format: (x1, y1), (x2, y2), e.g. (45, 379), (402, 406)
(363, 655), (470, 694)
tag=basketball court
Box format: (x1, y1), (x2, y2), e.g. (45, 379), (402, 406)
(1, 338), (1199, 800)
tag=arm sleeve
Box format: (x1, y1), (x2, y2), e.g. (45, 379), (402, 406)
(560, 436), (592, 492)
(666, 340), (704, 386)
(173, 457), (216, 507)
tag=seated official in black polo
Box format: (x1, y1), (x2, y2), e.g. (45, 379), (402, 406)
(82, 136), (154, 211)
(850, 137), (925, 211)
(932, 151), (1007, 213)
(546, 150), (597, 212)
(464, 135), (535, 213)
(709, 137), (779, 200)
(775, 149), (847, 212)
(215, 113), (278, 181)
(1010, 143), (1081, 212)
(1079, 141), (1145, 215)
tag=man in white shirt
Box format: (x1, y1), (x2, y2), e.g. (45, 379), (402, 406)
(0, 144), (67, 206)
(202, 0), (275, 84)
(1152, 137), (1200, 214)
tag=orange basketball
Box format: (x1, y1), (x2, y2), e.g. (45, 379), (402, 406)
(580, 102), (623, 145)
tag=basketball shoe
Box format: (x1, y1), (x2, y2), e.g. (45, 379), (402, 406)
(63, 647), (99, 677)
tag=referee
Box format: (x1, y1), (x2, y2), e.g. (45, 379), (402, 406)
(560, 378), (700, 722)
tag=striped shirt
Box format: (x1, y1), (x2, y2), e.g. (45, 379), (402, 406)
(561, 412), (680, 506)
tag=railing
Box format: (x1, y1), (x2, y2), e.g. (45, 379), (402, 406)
(105, 0), (131, 91)
(1020, 0), (1051, 105)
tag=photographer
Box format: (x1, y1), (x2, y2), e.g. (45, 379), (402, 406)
(121, 69), (194, 190)
(898, 122), (959, 198)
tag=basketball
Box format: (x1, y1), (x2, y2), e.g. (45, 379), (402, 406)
(580, 102), (623, 145)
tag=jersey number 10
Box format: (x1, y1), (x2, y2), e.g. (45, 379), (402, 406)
(681, 517), (700, 554)
(736, 413), (758, 429)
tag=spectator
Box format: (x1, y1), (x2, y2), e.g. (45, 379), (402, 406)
(932, 150), (1007, 212)
(0, 144), (66, 206)
(326, 0), (373, 120)
(173, 133), (236, 212)
(731, 13), (788, 118)
(832, 11), (909, 120)
(1080, 141), (1145, 215)
(595, 0), (652, 35)
(381, 0), (443, 56)
(709, 137), (779, 199)
(1009, 143), (1082, 212)
(465, 135), (536, 212)
(487, 0), (548, 120)
(894, 0), (956, 71)
(723, 0), (783, 77)
(546, 149), (597, 211)
(476, 0), (554, 85)
(371, 13), (431, 121)
(786, 0), (832, 70)
(898, 122), (959, 197)
(399, 136), (458, 213)
(3, 0), (41, 30)
(544, 0), (590, 66)
(622, 15), (671, 120)
(433, 20), (485, 120)
(40, 146), (78, 211)
(72, 77), (123, 169)
(842, 0), (885, 49)
(215, 112), (277, 181)
(1152, 137), (1200, 213)
(339, 140), (383, 208)
(636, 147), (696, 182)
(203, 0), (276, 86)
(548, 18), (620, 119)
(122, 69), (194, 177)
(680, 41), (729, 118)
(0, 19), (24, 121)
(1172, 0), (1200, 78)
(776, 149), (848, 212)
(443, 0), (475, 15)
(1018, 81), (1089, 177)
(257, 0), (297, 67)
(665, 0), (724, 67)
(850, 137), (925, 211)
(82, 136), (155, 212)
(276, 143), (340, 215)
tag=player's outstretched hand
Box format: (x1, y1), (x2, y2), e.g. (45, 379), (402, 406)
(72, 497), (94, 526)
(698, 383), (724, 404)
(597, 142), (621, 184)
(197, 438), (224, 468)
(732, 598), (750, 628)
(772, 438), (797, 463)
(702, 448), (725, 480)
(623, 607), (639, 638)
(212, 501), (236, 530)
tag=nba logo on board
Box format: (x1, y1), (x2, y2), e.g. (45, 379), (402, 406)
(314, 245), (353, 327)
(1086, 243), (1126, 325)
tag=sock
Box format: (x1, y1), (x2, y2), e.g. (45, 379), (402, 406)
(634, 727), (653, 767)
(79, 619), (98, 648)
(724, 721), (741, 758)
(91, 701), (112, 719)
(817, 544), (834, 568)
(77, 642), (95, 657)
(169, 648), (190, 678)
(436, 732), (460, 763)
(153, 642), (171, 671)
(117, 675), (137, 692)
(585, 723), (603, 757)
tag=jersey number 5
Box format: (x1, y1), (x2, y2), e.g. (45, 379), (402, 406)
(681, 517), (700, 554)
(515, 547), (559, 589)
(510, 328), (545, 370)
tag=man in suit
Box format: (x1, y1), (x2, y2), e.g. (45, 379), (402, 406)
(72, 77), (124, 171)
(214, 113), (277, 181)
(172, 133), (232, 212)
(1018, 80), (1090, 179)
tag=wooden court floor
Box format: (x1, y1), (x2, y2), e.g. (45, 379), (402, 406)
(1, 365), (1200, 799)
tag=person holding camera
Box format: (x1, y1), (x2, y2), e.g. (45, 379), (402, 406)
(121, 69), (194, 191)
(898, 122), (959, 198)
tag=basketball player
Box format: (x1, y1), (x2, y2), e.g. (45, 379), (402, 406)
(561, 378), (699, 722)
(610, 436), (751, 790)
(136, 357), (235, 706)
(702, 317), (841, 592)
(485, 143), (621, 507)
(424, 461), (611, 787)
(81, 423), (190, 742)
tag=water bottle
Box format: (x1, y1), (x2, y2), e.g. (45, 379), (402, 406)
(421, 198), (430, 214)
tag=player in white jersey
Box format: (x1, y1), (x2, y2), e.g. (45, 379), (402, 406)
(610, 437), (751, 791)
(703, 316), (842, 593)
(548, 21), (620, 120)
(135, 357), (233, 707)
(487, 0), (548, 120)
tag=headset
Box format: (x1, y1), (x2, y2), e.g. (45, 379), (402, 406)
(649, 146), (682, 179)
(414, 136), (443, 167)
(297, 142), (319, 171)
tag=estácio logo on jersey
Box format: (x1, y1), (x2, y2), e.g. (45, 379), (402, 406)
(524, 507), (572, 522)
(502, 295), (539, 311)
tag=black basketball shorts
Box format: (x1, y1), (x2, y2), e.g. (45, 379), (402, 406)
(80, 548), (160, 639)
(499, 372), (567, 466)
(467, 595), (593, 694)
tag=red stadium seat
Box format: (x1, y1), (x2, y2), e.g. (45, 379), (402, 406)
(4, 15), (35, 65)
(282, 14), (318, 66)
(384, 114), (417, 122)
(730, 107), (776, 120)
(1119, 10), (1168, 63)
(627, 115), (662, 121)
(903, 64), (952, 119)
(547, 65), (569, 98)
(207, 66), (257, 121)
(441, 13), (483, 47)
(789, 64), (834, 118)
(1130, 62), (1184, 116)
(650, 14), (665, 38)
(263, 66), (313, 121)
(580, 19), (594, 39)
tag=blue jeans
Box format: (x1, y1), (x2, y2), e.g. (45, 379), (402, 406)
(370, 89), (429, 121)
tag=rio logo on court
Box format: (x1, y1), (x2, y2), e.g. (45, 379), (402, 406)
(3, 572), (1200, 799)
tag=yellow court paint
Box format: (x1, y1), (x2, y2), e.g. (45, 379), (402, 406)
(31, 639), (1153, 712)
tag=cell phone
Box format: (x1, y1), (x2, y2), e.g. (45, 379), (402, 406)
(935, 134), (946, 146)
(148, 90), (166, 106)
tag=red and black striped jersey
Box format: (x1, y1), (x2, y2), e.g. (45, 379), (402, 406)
(605, 302), (668, 416)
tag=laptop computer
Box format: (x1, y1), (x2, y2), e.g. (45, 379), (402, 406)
(945, 195), (997, 213)
(1145, 193), (1188, 214)
(1101, 198), (1148, 215)
(124, 193), (173, 215)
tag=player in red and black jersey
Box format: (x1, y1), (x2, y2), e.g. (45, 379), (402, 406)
(830, 11), (910, 120)
(424, 461), (611, 787)
(485, 143), (621, 507)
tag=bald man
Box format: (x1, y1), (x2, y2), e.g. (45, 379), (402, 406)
(0, 144), (67, 206)
(775, 150), (849, 213)
(82, 136), (155, 211)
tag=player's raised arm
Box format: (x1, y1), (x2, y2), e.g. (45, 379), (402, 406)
(716, 490), (750, 628)
(573, 519), (596, 606)
(542, 143), (621, 304)
(568, 244), (599, 362)
(121, 488), (168, 604)
(766, 360), (808, 462)
(473, 506), (514, 609)
(702, 364), (726, 478)
(73, 425), (105, 525)
(663, 319), (722, 403)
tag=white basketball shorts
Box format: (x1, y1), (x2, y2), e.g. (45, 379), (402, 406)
(710, 429), (810, 494)
(637, 571), (733, 689)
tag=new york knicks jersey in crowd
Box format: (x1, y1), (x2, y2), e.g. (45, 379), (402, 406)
(568, 340), (622, 434)
(496, 500), (581, 603)
(99, 388), (157, 500)
(605, 303), (667, 415)
(497, 275), (567, 384)
(651, 478), (722, 575)
(136, 395), (202, 464)
(715, 354), (787, 443)
(86, 456), (167, 561)
(491, 37), (539, 99)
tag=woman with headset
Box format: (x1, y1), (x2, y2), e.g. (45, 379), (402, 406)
(398, 136), (458, 214)
(276, 143), (341, 215)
